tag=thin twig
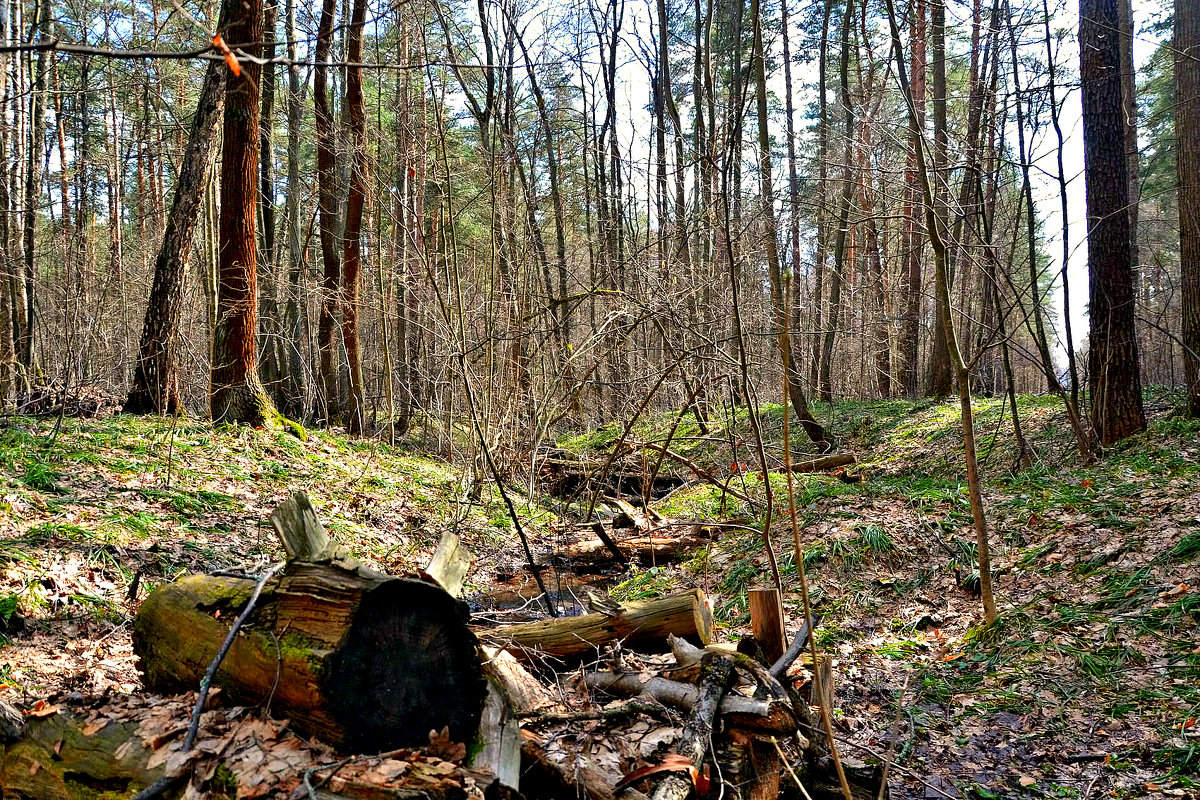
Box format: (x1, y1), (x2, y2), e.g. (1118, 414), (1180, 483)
(183, 561), (285, 751)
(876, 670), (913, 800)
(774, 738), (815, 800)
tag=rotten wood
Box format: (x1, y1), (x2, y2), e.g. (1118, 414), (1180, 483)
(425, 530), (471, 597)
(471, 681), (521, 791)
(0, 708), (164, 800)
(481, 589), (713, 662)
(0, 701), (24, 744)
(269, 490), (360, 569)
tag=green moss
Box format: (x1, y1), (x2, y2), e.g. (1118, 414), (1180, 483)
(282, 416), (308, 441)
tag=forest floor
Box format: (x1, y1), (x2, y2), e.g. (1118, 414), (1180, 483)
(0, 392), (1197, 799)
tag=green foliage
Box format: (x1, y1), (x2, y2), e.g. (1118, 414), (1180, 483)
(610, 567), (674, 601)
(22, 457), (60, 492)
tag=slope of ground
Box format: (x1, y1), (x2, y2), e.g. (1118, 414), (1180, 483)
(569, 393), (1199, 799)
(0, 415), (522, 702)
(0, 395), (1197, 799)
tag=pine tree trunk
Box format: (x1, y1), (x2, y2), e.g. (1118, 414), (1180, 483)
(280, 0), (306, 422)
(924, 0), (953, 399)
(314, 0), (342, 426)
(341, 0), (368, 434)
(257, 0), (283, 406)
(1080, 0), (1146, 444)
(19, 0), (49, 373)
(1177, 0), (1200, 416)
(898, 0), (926, 397)
(210, 0), (277, 427)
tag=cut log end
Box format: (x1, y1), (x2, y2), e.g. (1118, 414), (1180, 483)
(134, 566), (486, 753)
(323, 578), (488, 751)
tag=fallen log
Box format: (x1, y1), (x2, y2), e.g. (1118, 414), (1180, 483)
(134, 493), (486, 754)
(0, 699), (509, 800)
(480, 589), (713, 662)
(583, 671), (799, 737)
(0, 706), (163, 800)
(557, 530), (714, 566)
(786, 454), (857, 473)
(134, 566), (485, 754)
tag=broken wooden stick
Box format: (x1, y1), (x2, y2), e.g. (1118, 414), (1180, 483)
(647, 652), (734, 800)
(584, 670), (800, 737)
(425, 530), (471, 597)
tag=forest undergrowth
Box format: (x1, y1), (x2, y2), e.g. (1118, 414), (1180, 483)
(0, 393), (1197, 799)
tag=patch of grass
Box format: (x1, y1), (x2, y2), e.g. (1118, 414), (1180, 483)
(1169, 531), (1200, 561)
(1071, 644), (1144, 679)
(28, 521), (94, 541)
(103, 511), (159, 539)
(22, 457), (61, 492)
(855, 523), (895, 554)
(874, 638), (923, 660)
(610, 566), (674, 601)
(1092, 566), (1156, 611)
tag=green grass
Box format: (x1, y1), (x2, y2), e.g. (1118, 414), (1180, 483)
(1169, 531), (1200, 561)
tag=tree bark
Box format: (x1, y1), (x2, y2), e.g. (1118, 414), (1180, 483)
(209, 0), (277, 426)
(1117, 0), (1139, 271)
(1080, 0), (1146, 444)
(314, 0), (341, 426)
(342, 0), (368, 433)
(1178, 0), (1200, 416)
(924, 0), (953, 399)
(898, 0), (927, 397)
(257, 0), (285, 408)
(18, 0), (49, 373)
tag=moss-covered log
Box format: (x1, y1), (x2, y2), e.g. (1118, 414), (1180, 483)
(0, 700), (513, 800)
(133, 562), (486, 753)
(480, 589), (713, 662)
(0, 709), (163, 800)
